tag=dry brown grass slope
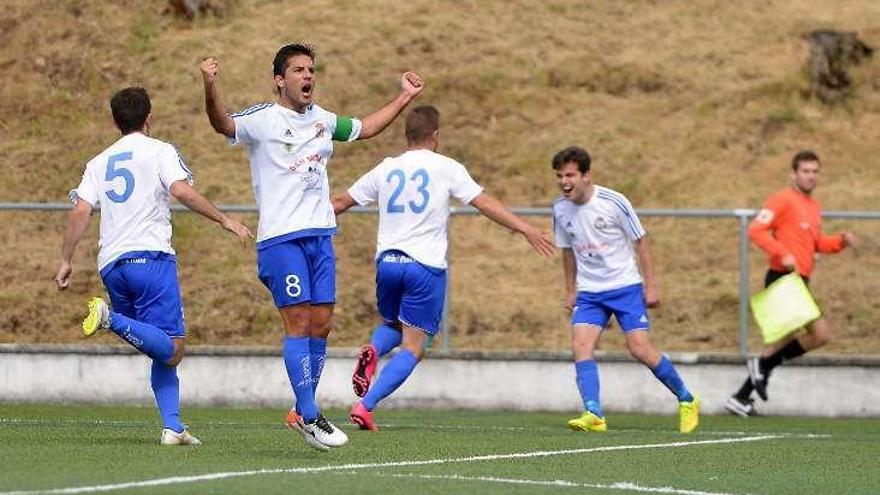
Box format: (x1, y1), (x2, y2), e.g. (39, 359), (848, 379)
(1, 0), (879, 353)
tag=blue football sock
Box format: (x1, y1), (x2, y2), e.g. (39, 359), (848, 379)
(150, 360), (183, 433)
(652, 355), (694, 402)
(310, 337), (327, 395)
(107, 312), (174, 364)
(362, 349), (419, 411)
(370, 324), (402, 357)
(575, 359), (603, 417)
(284, 336), (319, 422)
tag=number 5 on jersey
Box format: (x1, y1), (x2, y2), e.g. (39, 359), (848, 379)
(386, 168), (430, 214)
(105, 151), (135, 203)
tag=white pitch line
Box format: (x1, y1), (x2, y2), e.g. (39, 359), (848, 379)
(360, 472), (757, 495)
(380, 423), (832, 438)
(0, 435), (781, 495)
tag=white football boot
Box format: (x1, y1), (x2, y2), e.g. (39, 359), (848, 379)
(160, 428), (202, 446)
(311, 415), (348, 447)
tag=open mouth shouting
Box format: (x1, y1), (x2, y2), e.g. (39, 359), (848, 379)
(560, 184), (575, 197)
(300, 82), (313, 100)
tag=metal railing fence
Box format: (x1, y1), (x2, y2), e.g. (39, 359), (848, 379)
(4, 202), (878, 356)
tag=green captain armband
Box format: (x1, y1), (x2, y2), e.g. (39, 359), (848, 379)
(332, 116), (355, 141)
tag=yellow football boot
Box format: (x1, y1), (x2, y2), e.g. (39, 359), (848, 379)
(567, 411), (607, 432)
(82, 297), (109, 337)
(679, 395), (700, 433)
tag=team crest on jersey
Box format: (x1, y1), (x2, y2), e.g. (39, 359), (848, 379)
(314, 122), (326, 138)
(593, 216), (613, 232)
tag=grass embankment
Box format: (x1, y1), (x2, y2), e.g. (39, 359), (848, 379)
(1, 0), (879, 352)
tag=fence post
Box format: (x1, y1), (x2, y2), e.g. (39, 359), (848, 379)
(440, 217), (451, 352)
(736, 210), (751, 358)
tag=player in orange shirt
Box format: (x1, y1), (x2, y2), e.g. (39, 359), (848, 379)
(725, 150), (857, 417)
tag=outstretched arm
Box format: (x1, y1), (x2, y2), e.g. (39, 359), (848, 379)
(55, 200), (93, 290)
(170, 181), (252, 243)
(634, 236), (659, 308)
(200, 57), (236, 139)
(332, 191), (358, 216)
(358, 72), (424, 140)
(469, 193), (555, 257)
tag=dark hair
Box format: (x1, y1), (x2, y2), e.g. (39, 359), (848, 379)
(551, 146), (591, 173)
(273, 42), (316, 77)
(405, 106), (440, 143)
(110, 87), (151, 134)
(791, 150), (820, 171)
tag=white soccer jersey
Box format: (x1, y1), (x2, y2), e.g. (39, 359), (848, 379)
(552, 185), (646, 292)
(229, 102), (362, 247)
(347, 149), (484, 269)
(71, 132), (193, 272)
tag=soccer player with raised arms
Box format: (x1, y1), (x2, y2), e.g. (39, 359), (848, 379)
(333, 105), (555, 431)
(54, 87), (253, 446)
(550, 146), (699, 433)
(199, 43), (423, 449)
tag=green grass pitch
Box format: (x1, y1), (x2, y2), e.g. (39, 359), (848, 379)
(1, 404), (877, 494)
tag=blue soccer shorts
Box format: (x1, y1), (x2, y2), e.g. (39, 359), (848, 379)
(100, 251), (185, 338)
(571, 283), (650, 333)
(375, 250), (446, 335)
(257, 235), (336, 307)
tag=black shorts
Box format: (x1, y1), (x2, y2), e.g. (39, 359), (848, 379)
(764, 269), (809, 288)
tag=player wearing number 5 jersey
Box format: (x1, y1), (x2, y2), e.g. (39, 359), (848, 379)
(333, 106), (555, 431)
(54, 87), (253, 446)
(200, 43), (424, 449)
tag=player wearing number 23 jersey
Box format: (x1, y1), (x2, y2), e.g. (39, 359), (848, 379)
(334, 106), (555, 431)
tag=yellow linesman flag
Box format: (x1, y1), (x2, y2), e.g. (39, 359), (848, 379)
(750, 272), (821, 344)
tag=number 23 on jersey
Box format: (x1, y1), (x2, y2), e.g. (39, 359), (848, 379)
(386, 168), (430, 214)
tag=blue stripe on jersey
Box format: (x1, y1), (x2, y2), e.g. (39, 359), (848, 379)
(596, 191), (644, 239)
(256, 227), (338, 250)
(230, 102), (272, 118)
(597, 192), (644, 239)
(596, 191), (642, 237)
(173, 147), (194, 181)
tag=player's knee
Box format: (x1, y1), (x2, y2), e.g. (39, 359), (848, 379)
(408, 346), (425, 361)
(280, 306), (311, 336)
(570, 341), (595, 361)
(626, 340), (651, 362)
(808, 320), (831, 348)
(307, 318), (332, 337)
(166, 344), (185, 367)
